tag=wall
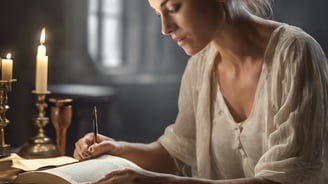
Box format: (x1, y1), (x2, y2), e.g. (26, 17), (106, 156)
(274, 0), (328, 53)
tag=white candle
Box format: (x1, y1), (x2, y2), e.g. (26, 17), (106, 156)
(35, 28), (48, 93)
(1, 53), (13, 81)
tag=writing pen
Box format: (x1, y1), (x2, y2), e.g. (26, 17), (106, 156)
(93, 106), (98, 143)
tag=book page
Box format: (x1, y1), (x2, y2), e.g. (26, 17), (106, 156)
(9, 153), (78, 171)
(14, 155), (143, 184)
(0, 153), (78, 171)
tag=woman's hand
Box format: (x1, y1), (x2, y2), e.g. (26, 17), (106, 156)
(90, 168), (180, 184)
(73, 132), (124, 160)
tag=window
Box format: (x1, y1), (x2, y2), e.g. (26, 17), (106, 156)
(88, 0), (123, 68)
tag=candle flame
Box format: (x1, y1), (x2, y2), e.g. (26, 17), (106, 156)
(40, 28), (46, 44)
(6, 53), (11, 59)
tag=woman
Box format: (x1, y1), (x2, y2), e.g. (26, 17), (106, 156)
(74, 0), (328, 183)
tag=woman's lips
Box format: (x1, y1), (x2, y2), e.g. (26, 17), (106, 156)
(173, 36), (186, 47)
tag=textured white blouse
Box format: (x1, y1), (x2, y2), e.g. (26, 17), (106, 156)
(159, 24), (328, 184)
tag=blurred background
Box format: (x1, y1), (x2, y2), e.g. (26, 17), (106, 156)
(0, 0), (327, 156)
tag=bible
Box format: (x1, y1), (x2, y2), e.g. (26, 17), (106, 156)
(13, 155), (142, 184)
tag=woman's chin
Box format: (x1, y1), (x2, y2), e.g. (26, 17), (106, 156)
(182, 46), (203, 56)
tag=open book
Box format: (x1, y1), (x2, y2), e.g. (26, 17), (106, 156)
(3, 153), (78, 171)
(13, 155), (142, 184)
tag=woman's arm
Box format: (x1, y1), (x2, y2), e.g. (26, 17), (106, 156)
(74, 133), (177, 174)
(117, 140), (177, 174)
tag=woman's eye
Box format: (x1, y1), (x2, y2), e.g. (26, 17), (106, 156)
(167, 4), (181, 13)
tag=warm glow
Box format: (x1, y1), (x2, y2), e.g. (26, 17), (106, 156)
(40, 28), (46, 44)
(6, 53), (11, 59)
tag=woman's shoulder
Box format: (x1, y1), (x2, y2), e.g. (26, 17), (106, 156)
(268, 23), (327, 81)
(270, 23), (322, 51)
(265, 22), (326, 68)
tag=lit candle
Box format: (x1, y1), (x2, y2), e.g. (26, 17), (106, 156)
(35, 28), (48, 93)
(1, 53), (13, 81)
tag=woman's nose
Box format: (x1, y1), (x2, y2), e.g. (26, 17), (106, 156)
(161, 16), (175, 35)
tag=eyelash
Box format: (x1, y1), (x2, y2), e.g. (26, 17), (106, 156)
(167, 4), (181, 13)
(154, 4), (181, 17)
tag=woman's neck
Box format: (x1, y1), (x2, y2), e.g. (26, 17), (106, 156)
(212, 15), (278, 66)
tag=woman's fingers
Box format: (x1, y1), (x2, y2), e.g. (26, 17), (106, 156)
(73, 133), (95, 160)
(92, 169), (140, 184)
(91, 169), (176, 184)
(86, 140), (118, 158)
(73, 133), (121, 161)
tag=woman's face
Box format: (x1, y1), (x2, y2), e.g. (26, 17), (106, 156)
(148, 0), (226, 55)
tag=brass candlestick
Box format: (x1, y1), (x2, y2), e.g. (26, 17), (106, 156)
(18, 91), (59, 158)
(0, 79), (16, 158)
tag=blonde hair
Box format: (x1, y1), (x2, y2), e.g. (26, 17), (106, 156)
(227, 0), (274, 19)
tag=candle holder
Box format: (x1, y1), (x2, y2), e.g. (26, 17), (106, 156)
(18, 91), (59, 158)
(0, 79), (16, 158)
